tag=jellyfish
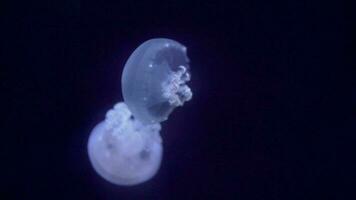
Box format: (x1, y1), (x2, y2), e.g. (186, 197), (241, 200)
(87, 38), (192, 186)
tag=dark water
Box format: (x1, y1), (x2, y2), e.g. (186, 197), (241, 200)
(2, 0), (352, 199)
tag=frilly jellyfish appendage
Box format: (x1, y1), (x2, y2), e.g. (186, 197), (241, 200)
(87, 38), (192, 186)
(122, 38), (192, 124)
(162, 65), (192, 107)
(88, 103), (162, 186)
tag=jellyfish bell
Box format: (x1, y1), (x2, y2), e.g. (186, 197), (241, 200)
(88, 103), (162, 186)
(122, 38), (192, 124)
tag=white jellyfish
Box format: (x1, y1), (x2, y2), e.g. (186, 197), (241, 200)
(87, 38), (192, 186)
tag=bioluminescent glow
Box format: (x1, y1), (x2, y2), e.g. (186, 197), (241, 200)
(87, 38), (192, 186)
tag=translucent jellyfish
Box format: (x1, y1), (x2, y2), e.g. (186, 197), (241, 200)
(122, 38), (192, 124)
(87, 38), (192, 186)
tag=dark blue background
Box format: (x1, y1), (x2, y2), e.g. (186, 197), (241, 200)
(2, 0), (353, 199)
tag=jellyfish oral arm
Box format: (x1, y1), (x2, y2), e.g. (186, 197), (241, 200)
(162, 65), (192, 107)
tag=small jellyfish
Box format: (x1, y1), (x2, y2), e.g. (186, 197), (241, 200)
(87, 38), (192, 186)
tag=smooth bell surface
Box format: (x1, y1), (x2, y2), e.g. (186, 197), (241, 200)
(122, 38), (192, 124)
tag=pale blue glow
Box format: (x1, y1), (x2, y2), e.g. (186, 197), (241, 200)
(87, 38), (192, 186)
(122, 38), (192, 124)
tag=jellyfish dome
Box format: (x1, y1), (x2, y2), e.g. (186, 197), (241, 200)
(122, 38), (192, 124)
(87, 38), (192, 186)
